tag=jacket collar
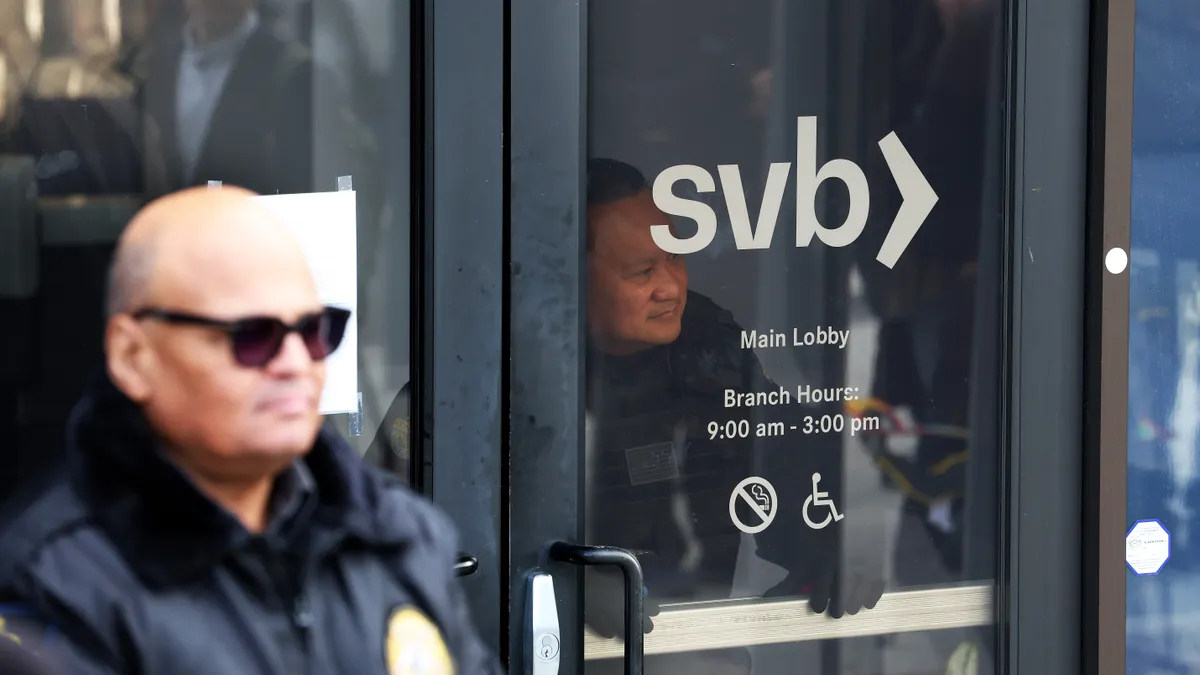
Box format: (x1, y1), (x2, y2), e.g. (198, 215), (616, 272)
(67, 375), (413, 588)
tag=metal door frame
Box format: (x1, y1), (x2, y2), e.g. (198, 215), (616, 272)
(419, 0), (506, 655)
(1002, 0), (1090, 673)
(1083, 0), (1134, 673)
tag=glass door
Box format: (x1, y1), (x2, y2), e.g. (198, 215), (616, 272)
(505, 0), (1088, 674)
(576, 0), (1002, 670)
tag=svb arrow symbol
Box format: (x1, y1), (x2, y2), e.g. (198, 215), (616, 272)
(875, 132), (938, 269)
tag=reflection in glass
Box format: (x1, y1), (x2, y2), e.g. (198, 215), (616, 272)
(1125, 1), (1200, 672)
(0, 0), (413, 514)
(584, 0), (1004, 673)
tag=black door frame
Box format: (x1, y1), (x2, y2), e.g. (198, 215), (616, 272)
(418, 0), (507, 655)
(423, 0), (1092, 673)
(999, 0), (1090, 672)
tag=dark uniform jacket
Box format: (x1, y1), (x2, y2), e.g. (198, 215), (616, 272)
(0, 377), (502, 675)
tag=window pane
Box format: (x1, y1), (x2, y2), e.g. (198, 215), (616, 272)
(0, 0), (412, 507)
(1125, 0), (1200, 671)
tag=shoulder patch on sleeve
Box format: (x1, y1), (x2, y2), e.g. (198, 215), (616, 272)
(385, 606), (455, 675)
(0, 604), (55, 652)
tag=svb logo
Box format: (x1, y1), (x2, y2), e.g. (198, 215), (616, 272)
(649, 116), (938, 268)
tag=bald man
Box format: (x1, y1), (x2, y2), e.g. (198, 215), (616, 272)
(0, 187), (502, 675)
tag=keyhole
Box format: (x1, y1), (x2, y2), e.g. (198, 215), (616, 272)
(538, 634), (558, 660)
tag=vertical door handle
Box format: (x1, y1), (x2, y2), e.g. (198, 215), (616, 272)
(548, 542), (645, 675)
(526, 572), (560, 675)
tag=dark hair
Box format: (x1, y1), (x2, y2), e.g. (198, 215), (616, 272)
(586, 158), (649, 208)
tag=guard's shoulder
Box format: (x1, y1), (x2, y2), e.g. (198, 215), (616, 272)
(0, 469), (90, 582)
(0, 474), (124, 657)
(672, 291), (760, 393)
(679, 291), (745, 344)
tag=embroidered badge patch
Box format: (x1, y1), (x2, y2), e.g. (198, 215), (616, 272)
(385, 606), (454, 675)
(0, 616), (20, 646)
(0, 605), (53, 652)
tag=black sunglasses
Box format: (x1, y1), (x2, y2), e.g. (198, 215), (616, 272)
(131, 306), (352, 368)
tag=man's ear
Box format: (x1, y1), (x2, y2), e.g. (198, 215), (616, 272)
(105, 315), (153, 402)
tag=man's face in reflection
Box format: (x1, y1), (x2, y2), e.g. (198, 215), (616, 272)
(184, 0), (255, 40)
(587, 190), (688, 355)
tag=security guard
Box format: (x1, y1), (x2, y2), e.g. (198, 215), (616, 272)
(0, 187), (501, 675)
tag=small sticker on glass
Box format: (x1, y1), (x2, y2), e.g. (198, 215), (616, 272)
(1126, 519), (1170, 575)
(624, 441), (682, 486)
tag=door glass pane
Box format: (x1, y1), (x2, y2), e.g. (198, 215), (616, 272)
(0, 0), (412, 513)
(1125, 1), (1200, 671)
(584, 1), (1004, 673)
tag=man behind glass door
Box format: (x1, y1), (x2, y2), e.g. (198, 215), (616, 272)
(582, 158), (883, 674)
(0, 187), (501, 675)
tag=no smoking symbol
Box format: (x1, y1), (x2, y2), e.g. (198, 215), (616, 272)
(729, 477), (778, 534)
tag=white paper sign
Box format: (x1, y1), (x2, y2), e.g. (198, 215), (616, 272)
(1126, 519), (1170, 576)
(254, 190), (358, 415)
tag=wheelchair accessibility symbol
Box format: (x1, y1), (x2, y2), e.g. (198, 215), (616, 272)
(803, 473), (844, 529)
(729, 477), (778, 534)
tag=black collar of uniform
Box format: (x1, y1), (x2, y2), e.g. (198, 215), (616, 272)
(66, 374), (415, 588)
